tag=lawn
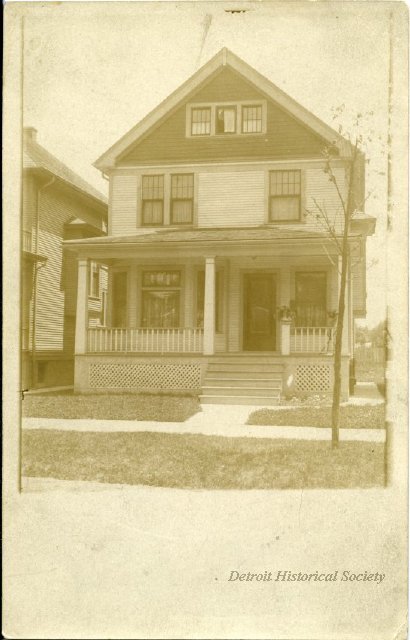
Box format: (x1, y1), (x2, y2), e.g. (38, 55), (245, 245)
(22, 429), (385, 489)
(22, 393), (200, 422)
(247, 403), (385, 429)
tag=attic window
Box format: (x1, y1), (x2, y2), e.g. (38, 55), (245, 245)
(186, 100), (266, 137)
(216, 106), (236, 134)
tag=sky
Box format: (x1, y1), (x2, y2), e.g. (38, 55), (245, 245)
(22, 1), (399, 328)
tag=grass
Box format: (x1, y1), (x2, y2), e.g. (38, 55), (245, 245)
(22, 393), (200, 422)
(247, 404), (385, 429)
(22, 429), (385, 490)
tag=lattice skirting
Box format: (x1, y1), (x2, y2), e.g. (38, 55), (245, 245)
(89, 363), (202, 390)
(295, 364), (331, 392)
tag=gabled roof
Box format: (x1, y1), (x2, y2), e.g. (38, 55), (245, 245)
(95, 47), (352, 171)
(24, 129), (108, 211)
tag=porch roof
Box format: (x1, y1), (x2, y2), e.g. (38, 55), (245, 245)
(65, 226), (361, 249)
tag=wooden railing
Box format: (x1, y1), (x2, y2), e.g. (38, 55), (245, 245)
(87, 327), (204, 354)
(290, 327), (334, 353)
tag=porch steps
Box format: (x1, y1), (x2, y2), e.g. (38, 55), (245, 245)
(200, 355), (283, 406)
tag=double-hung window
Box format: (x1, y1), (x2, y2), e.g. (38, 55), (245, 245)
(171, 174), (194, 224)
(142, 175), (164, 225)
(191, 108), (211, 136)
(242, 105), (262, 133)
(269, 170), (301, 222)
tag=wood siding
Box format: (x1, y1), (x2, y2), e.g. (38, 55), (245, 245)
(119, 68), (330, 166)
(23, 180), (107, 355)
(110, 174), (138, 235)
(109, 165), (347, 234)
(198, 170), (265, 227)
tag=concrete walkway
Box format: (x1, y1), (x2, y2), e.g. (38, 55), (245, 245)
(22, 380), (385, 442)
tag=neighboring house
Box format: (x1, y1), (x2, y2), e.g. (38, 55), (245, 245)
(22, 127), (108, 389)
(66, 49), (375, 403)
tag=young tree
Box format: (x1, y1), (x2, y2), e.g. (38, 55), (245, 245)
(305, 109), (379, 447)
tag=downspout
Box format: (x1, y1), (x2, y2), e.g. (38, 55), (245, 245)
(31, 176), (55, 387)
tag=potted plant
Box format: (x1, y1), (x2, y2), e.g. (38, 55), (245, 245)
(277, 305), (295, 323)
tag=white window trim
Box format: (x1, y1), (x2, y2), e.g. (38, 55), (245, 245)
(89, 261), (100, 299)
(186, 100), (267, 138)
(138, 172), (197, 228)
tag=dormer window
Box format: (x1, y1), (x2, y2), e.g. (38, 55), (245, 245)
(186, 100), (266, 137)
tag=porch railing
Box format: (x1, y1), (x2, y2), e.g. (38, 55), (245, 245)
(87, 327), (204, 354)
(290, 327), (334, 353)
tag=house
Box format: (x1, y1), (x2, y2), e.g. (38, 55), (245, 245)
(65, 48), (375, 404)
(22, 127), (108, 389)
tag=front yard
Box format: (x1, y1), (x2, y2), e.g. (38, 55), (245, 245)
(22, 429), (385, 489)
(22, 392), (200, 422)
(247, 404), (385, 429)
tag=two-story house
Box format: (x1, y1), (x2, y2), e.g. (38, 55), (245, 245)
(66, 49), (375, 404)
(22, 127), (108, 389)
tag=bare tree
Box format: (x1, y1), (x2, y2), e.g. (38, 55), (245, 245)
(305, 112), (377, 447)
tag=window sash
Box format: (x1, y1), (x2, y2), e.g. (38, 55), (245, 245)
(270, 196), (300, 221)
(142, 200), (164, 225)
(270, 170), (301, 196)
(171, 199), (193, 224)
(191, 108), (211, 136)
(242, 105), (262, 133)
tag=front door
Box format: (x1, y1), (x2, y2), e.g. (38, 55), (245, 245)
(243, 274), (276, 351)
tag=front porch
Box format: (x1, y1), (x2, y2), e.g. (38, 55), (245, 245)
(69, 231), (352, 401)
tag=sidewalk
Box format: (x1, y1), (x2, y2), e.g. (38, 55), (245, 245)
(22, 404), (385, 443)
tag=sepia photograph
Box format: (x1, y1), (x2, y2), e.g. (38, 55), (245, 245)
(3, 1), (408, 638)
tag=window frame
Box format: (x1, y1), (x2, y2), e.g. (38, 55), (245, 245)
(89, 261), (100, 299)
(268, 169), (302, 223)
(186, 100), (267, 138)
(294, 271), (328, 328)
(170, 173), (194, 225)
(241, 104), (263, 134)
(141, 174), (165, 226)
(141, 269), (182, 329)
(190, 107), (212, 137)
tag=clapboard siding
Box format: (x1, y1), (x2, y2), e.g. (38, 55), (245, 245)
(31, 184), (107, 353)
(110, 174), (138, 235)
(303, 167), (346, 233)
(198, 171), (265, 227)
(119, 68), (330, 166)
(110, 165), (347, 233)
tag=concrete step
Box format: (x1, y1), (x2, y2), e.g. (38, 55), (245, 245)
(209, 356), (282, 364)
(204, 377), (282, 388)
(200, 395), (281, 406)
(207, 364), (284, 373)
(202, 385), (281, 396)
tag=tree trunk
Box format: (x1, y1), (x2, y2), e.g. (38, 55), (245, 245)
(331, 246), (348, 447)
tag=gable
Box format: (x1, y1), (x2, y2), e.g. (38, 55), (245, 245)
(118, 67), (331, 166)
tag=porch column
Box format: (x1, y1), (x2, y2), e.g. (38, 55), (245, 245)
(203, 256), (215, 355)
(280, 268), (291, 355)
(75, 258), (89, 354)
